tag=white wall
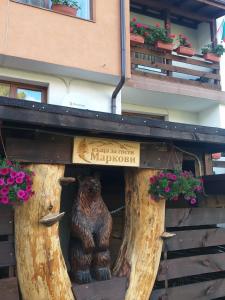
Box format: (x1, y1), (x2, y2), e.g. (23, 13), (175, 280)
(122, 102), (199, 124)
(198, 104), (221, 128)
(0, 67), (120, 113)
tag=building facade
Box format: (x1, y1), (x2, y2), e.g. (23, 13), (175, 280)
(1, 0), (225, 127)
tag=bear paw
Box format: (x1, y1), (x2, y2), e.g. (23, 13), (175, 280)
(92, 267), (111, 281)
(74, 270), (92, 284)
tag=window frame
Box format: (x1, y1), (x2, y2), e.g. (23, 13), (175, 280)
(0, 80), (47, 103)
(11, 0), (95, 22)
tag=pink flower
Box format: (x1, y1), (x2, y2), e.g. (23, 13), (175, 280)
(26, 185), (32, 192)
(165, 23), (171, 29)
(17, 171), (25, 178)
(17, 189), (25, 199)
(195, 185), (202, 192)
(169, 34), (176, 39)
(164, 187), (170, 193)
(190, 198), (197, 205)
(156, 23), (161, 28)
(130, 27), (134, 33)
(159, 173), (165, 178)
(15, 177), (24, 184)
(132, 17), (137, 22)
(171, 174), (177, 181)
(0, 178), (5, 186)
(136, 23), (143, 28)
(6, 178), (14, 185)
(0, 168), (9, 175)
(1, 196), (9, 204)
(6, 160), (12, 166)
(0, 187), (9, 195)
(10, 170), (17, 179)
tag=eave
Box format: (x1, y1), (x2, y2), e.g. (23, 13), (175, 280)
(1, 97), (225, 153)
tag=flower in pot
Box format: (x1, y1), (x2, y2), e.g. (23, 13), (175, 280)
(145, 24), (175, 52)
(0, 159), (34, 206)
(201, 43), (225, 63)
(130, 17), (148, 44)
(175, 34), (195, 57)
(149, 170), (203, 205)
(51, 0), (80, 17)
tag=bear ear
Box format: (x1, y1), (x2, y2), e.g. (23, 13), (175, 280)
(93, 172), (101, 181)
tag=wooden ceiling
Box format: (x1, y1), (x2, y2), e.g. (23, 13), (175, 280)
(131, 0), (225, 28)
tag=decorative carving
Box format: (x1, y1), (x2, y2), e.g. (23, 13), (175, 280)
(70, 174), (112, 284)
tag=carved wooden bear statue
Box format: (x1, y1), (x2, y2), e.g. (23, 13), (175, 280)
(70, 174), (112, 284)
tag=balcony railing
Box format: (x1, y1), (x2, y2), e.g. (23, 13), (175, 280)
(131, 44), (221, 90)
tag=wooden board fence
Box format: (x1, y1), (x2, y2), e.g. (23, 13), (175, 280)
(151, 202), (225, 300)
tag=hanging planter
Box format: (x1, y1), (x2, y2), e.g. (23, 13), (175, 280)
(155, 41), (173, 52)
(149, 170), (203, 206)
(176, 46), (195, 57)
(130, 33), (145, 45)
(203, 53), (220, 63)
(0, 159), (34, 205)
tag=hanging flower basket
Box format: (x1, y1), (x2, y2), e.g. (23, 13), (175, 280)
(176, 46), (195, 57)
(130, 33), (145, 45)
(203, 53), (220, 63)
(149, 170), (203, 206)
(155, 41), (173, 52)
(0, 159), (34, 205)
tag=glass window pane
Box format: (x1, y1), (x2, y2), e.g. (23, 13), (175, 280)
(16, 88), (42, 102)
(0, 83), (10, 97)
(77, 0), (91, 19)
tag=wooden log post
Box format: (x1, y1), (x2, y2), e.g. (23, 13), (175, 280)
(15, 164), (74, 300)
(113, 169), (165, 300)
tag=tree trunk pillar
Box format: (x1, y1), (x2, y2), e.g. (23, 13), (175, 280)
(15, 164), (74, 300)
(114, 168), (165, 300)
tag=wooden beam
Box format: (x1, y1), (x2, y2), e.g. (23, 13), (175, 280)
(166, 208), (225, 227)
(133, 0), (212, 22)
(151, 279), (225, 300)
(196, 0), (225, 10)
(158, 252), (225, 281)
(165, 228), (225, 251)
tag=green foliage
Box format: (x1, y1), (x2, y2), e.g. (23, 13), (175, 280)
(51, 0), (80, 9)
(202, 43), (225, 57)
(177, 34), (192, 48)
(149, 170), (203, 206)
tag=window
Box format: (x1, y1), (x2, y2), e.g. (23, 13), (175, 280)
(0, 81), (47, 103)
(14, 0), (92, 20)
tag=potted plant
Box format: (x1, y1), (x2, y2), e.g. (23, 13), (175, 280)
(149, 170), (203, 205)
(175, 34), (195, 57)
(201, 44), (225, 63)
(145, 23), (175, 52)
(51, 0), (80, 17)
(130, 17), (147, 45)
(0, 159), (34, 205)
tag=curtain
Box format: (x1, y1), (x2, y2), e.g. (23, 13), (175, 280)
(77, 0), (90, 20)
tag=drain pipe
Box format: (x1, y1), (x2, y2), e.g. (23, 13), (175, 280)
(111, 0), (126, 114)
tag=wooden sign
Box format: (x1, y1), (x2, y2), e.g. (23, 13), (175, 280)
(73, 137), (140, 167)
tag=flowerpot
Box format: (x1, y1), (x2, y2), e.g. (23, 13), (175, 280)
(130, 34), (144, 45)
(155, 41), (173, 52)
(51, 4), (78, 17)
(212, 153), (221, 160)
(176, 46), (195, 57)
(204, 53), (220, 63)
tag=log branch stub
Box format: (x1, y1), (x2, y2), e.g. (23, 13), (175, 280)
(39, 212), (65, 227)
(161, 232), (176, 240)
(59, 177), (76, 185)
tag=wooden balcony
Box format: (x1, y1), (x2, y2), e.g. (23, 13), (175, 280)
(131, 44), (221, 91)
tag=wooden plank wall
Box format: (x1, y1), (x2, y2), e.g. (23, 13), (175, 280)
(151, 196), (225, 300)
(0, 205), (19, 300)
